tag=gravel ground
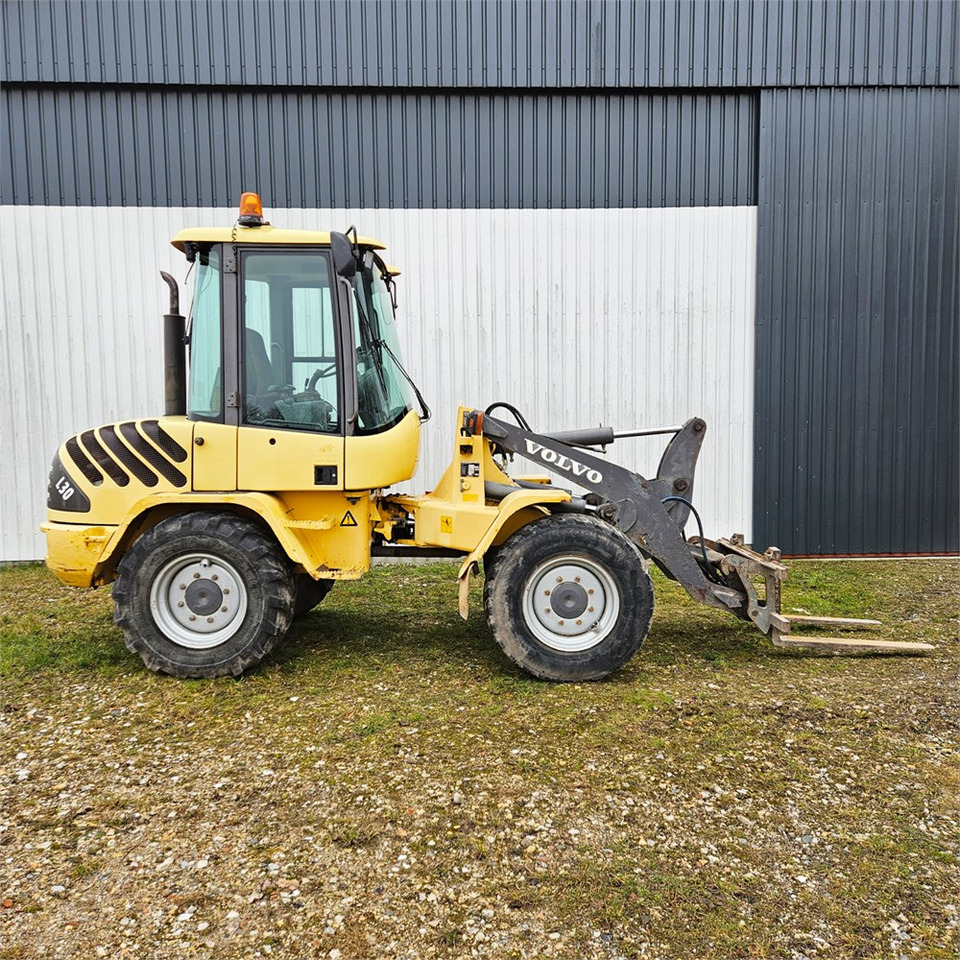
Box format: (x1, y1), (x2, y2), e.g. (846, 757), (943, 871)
(1, 560), (958, 958)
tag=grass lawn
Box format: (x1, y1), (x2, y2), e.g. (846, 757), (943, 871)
(1, 558), (957, 958)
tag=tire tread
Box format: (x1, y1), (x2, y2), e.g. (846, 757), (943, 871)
(483, 514), (654, 681)
(113, 511), (294, 678)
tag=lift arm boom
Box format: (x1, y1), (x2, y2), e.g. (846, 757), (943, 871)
(477, 413), (745, 614)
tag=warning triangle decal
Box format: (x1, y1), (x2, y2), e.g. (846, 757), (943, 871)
(340, 510), (358, 527)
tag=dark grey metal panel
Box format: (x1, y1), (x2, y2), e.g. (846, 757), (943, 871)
(0, 87), (757, 208)
(2, 0), (957, 88)
(754, 87), (960, 555)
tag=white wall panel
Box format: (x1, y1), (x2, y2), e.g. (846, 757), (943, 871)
(0, 205), (755, 561)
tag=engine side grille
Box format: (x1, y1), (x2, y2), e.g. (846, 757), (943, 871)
(141, 420), (188, 463)
(100, 425), (159, 487)
(65, 436), (103, 486)
(80, 429), (129, 486)
(120, 422), (187, 487)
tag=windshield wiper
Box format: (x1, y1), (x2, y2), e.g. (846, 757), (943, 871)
(349, 285), (431, 423)
(373, 335), (431, 423)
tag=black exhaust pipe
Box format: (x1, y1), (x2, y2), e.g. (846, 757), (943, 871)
(160, 271), (186, 416)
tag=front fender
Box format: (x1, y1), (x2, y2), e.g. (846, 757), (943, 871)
(455, 487), (571, 619)
(456, 487), (572, 580)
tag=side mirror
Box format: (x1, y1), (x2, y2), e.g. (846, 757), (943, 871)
(330, 231), (357, 279)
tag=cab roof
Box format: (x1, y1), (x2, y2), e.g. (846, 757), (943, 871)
(170, 224), (385, 252)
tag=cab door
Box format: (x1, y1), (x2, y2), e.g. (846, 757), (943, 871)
(235, 248), (345, 492)
(186, 244), (239, 491)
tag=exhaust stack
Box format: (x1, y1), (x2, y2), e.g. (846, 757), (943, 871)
(160, 271), (186, 416)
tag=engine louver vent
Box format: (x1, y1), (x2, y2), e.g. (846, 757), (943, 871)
(101, 425), (158, 486)
(65, 436), (103, 486)
(120, 422), (187, 487)
(141, 420), (188, 462)
(80, 429), (129, 486)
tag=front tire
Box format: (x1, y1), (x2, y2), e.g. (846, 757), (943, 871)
(484, 514), (654, 681)
(113, 512), (295, 678)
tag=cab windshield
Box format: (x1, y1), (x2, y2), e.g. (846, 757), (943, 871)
(350, 253), (414, 434)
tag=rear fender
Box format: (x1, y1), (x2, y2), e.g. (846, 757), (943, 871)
(79, 493), (322, 585)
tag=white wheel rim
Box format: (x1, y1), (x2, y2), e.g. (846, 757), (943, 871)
(150, 553), (248, 650)
(521, 554), (621, 653)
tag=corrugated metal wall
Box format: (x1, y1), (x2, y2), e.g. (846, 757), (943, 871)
(3, 0), (957, 88)
(754, 86), (960, 554)
(2, 0), (957, 560)
(0, 88), (757, 208)
(1, 205), (757, 561)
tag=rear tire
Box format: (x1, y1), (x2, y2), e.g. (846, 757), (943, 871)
(294, 574), (334, 616)
(484, 514), (654, 681)
(113, 512), (295, 678)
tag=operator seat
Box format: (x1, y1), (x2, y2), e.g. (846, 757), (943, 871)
(244, 328), (274, 396)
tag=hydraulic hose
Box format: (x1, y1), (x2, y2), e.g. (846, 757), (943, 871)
(660, 495), (722, 583)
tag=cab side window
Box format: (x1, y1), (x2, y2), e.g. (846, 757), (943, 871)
(240, 251), (339, 434)
(187, 248), (222, 421)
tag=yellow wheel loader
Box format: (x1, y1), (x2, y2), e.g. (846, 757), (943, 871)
(42, 195), (931, 680)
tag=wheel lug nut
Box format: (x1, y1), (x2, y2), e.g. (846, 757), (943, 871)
(193, 572), (201, 579)
(545, 608), (551, 614)
(224, 588), (230, 595)
(179, 583), (186, 590)
(221, 606), (228, 613)
(588, 606), (595, 612)
(556, 576), (562, 583)
(212, 574), (218, 581)
(558, 620), (565, 625)
(207, 617), (214, 623)
(576, 619), (582, 625)
(177, 601), (184, 608)
(588, 589), (594, 595)
(189, 615), (196, 621)
(575, 576), (581, 582)
(544, 590), (551, 596)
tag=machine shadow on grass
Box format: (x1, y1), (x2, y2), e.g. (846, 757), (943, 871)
(275, 596), (771, 683)
(3, 560), (954, 686)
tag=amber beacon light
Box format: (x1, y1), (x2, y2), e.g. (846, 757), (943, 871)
(238, 192), (267, 226)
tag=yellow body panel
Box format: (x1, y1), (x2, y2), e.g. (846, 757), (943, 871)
(280, 491), (373, 575)
(47, 416), (195, 527)
(344, 410), (420, 490)
(192, 422), (237, 490)
(377, 408), (571, 556)
(43, 413), (377, 585)
(41, 521), (114, 587)
(171, 225), (384, 251)
(237, 425), (344, 491)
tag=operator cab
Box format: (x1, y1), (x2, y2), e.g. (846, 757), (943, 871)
(171, 194), (427, 492)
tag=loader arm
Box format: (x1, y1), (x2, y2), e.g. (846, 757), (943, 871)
(473, 410), (932, 656)
(477, 413), (746, 616)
